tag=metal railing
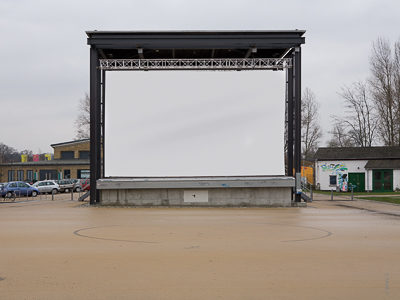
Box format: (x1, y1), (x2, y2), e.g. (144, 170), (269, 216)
(301, 181), (313, 202)
(1, 187), (89, 203)
(330, 185), (355, 201)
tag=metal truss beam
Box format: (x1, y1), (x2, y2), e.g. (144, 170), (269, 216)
(99, 58), (292, 71)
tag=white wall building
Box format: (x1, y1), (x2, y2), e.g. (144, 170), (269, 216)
(315, 147), (400, 192)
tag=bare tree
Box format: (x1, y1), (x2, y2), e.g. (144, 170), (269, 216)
(394, 40), (400, 144)
(301, 88), (322, 161)
(0, 143), (19, 163)
(0, 143), (34, 163)
(327, 120), (355, 147)
(336, 81), (377, 147)
(369, 37), (400, 146)
(75, 93), (90, 139)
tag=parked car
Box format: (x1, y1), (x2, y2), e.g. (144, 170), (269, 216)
(74, 179), (90, 192)
(57, 179), (75, 193)
(32, 180), (60, 194)
(1, 181), (39, 198)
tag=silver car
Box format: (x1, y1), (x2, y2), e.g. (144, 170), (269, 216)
(57, 179), (75, 193)
(33, 180), (60, 194)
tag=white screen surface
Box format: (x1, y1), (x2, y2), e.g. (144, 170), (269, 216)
(105, 71), (285, 176)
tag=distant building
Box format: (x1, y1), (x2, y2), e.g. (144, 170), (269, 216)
(315, 147), (400, 192)
(301, 166), (314, 185)
(0, 139), (90, 182)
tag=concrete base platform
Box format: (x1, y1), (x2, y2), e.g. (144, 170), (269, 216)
(97, 176), (295, 207)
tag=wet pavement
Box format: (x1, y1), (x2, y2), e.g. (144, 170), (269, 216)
(0, 194), (399, 299)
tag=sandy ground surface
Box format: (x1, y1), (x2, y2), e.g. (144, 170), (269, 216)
(1, 193), (400, 299)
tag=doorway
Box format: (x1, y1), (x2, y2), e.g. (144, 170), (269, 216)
(348, 173), (365, 192)
(372, 169), (393, 192)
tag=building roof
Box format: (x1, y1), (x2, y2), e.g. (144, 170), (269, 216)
(315, 147), (400, 160)
(86, 30), (306, 35)
(50, 139), (90, 148)
(365, 159), (400, 169)
(0, 159), (89, 167)
(86, 30), (305, 60)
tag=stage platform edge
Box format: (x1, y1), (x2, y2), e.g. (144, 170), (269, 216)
(97, 176), (295, 207)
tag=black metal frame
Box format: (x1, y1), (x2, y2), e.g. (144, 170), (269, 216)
(88, 31), (305, 204)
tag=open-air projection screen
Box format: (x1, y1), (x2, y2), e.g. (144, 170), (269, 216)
(105, 71), (285, 177)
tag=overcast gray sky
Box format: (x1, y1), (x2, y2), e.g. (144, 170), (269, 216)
(1, 0), (399, 155)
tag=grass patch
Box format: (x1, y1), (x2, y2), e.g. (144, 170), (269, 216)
(314, 190), (400, 196)
(358, 196), (400, 205)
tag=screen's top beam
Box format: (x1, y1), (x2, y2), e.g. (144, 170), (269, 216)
(86, 30), (305, 60)
(99, 58), (292, 71)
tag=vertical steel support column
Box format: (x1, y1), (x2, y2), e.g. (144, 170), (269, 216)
(285, 69), (288, 175)
(96, 61), (101, 203)
(287, 58), (294, 177)
(294, 47), (302, 202)
(90, 47), (100, 204)
(101, 70), (106, 178)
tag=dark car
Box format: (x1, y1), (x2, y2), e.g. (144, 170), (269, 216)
(1, 181), (39, 198)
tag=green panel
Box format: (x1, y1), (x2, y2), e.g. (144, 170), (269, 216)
(383, 170), (393, 191)
(348, 173), (365, 192)
(372, 169), (393, 192)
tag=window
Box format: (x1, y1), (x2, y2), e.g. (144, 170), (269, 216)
(39, 170), (58, 180)
(9, 182), (17, 188)
(60, 151), (74, 160)
(26, 170), (33, 181)
(77, 169), (90, 179)
(18, 182), (29, 188)
(64, 169), (71, 179)
(8, 170), (15, 182)
(79, 151), (89, 159)
(17, 170), (24, 181)
(329, 175), (337, 186)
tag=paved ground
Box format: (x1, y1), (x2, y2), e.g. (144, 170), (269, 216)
(1, 193), (399, 299)
(313, 192), (400, 217)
